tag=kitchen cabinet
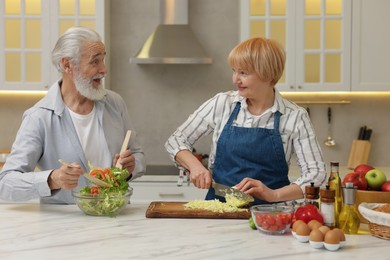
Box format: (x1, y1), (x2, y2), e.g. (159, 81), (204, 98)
(131, 179), (207, 204)
(0, 0), (106, 91)
(240, 0), (352, 92)
(351, 0), (390, 91)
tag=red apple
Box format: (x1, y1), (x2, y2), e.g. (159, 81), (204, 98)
(354, 164), (375, 176)
(381, 181), (390, 192)
(342, 172), (368, 190)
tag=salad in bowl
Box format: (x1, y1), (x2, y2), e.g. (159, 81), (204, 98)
(72, 165), (132, 217)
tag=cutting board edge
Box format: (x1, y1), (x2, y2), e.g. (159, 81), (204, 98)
(145, 201), (251, 219)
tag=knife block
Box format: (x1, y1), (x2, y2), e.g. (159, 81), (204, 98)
(347, 140), (371, 169)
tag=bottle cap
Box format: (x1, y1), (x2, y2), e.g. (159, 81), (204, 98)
(342, 182), (357, 205)
(320, 185), (335, 203)
(305, 182), (320, 199)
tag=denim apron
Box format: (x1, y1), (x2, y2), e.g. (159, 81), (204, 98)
(206, 102), (290, 205)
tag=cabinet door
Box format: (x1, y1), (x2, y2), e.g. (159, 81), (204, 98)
(240, 0), (351, 92)
(0, 0), (51, 91)
(351, 0), (390, 91)
(0, 0), (105, 91)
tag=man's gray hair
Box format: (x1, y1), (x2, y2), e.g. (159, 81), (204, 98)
(51, 26), (102, 72)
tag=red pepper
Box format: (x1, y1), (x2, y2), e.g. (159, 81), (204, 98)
(293, 204), (324, 224)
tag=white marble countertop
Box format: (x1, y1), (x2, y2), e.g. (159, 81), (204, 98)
(0, 202), (388, 260)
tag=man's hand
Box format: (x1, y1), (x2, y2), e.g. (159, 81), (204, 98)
(49, 163), (83, 190)
(113, 149), (135, 178)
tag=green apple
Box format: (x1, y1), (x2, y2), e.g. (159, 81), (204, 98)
(365, 169), (387, 190)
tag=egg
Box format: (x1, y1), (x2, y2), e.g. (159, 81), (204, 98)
(309, 228), (324, 249)
(308, 219), (322, 230)
(295, 222), (310, 243)
(309, 229), (324, 242)
(292, 220), (306, 232)
(324, 230), (341, 251)
(324, 229), (341, 244)
(332, 228), (346, 247)
(318, 225), (330, 235)
(296, 222), (311, 236)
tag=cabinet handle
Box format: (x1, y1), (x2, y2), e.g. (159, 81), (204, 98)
(297, 85), (302, 89)
(289, 85), (294, 89)
(158, 193), (184, 197)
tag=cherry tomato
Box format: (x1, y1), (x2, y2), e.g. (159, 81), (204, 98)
(90, 186), (99, 195)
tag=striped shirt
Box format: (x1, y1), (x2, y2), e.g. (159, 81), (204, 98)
(165, 90), (327, 192)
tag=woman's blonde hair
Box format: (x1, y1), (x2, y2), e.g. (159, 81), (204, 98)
(227, 37), (285, 86)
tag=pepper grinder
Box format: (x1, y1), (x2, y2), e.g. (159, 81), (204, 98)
(338, 182), (360, 234)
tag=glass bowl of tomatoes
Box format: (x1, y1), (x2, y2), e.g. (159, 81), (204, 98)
(250, 204), (294, 235)
(72, 186), (133, 217)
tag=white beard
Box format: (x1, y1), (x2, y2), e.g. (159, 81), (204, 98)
(74, 71), (107, 101)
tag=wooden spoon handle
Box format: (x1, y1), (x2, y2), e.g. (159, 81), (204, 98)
(116, 130), (132, 169)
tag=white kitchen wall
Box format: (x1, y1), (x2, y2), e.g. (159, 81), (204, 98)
(0, 0), (389, 173)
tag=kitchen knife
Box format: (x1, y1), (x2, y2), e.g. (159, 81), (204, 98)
(363, 129), (372, 141)
(212, 182), (254, 203)
(357, 126), (364, 140)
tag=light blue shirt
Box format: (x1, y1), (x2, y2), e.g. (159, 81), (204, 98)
(0, 81), (145, 204)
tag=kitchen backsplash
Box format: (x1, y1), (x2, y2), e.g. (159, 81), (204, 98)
(1, 0), (389, 169)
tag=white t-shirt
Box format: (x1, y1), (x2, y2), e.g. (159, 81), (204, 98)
(67, 105), (111, 169)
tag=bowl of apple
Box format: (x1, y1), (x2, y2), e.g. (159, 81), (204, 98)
(346, 166), (390, 223)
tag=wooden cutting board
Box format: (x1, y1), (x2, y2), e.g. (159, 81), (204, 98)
(145, 201), (251, 219)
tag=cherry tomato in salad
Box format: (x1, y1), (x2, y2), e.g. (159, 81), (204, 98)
(90, 186), (99, 195)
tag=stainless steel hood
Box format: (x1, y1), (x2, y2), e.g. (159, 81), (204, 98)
(130, 0), (212, 64)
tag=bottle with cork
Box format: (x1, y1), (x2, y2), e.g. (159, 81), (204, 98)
(320, 185), (336, 228)
(328, 161), (342, 227)
(305, 182), (320, 208)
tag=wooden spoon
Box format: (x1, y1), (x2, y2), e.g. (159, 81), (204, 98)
(115, 130), (132, 169)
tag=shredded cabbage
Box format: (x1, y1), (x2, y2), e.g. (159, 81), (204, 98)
(184, 197), (249, 213)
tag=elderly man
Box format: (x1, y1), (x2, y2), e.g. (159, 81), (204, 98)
(0, 26), (145, 204)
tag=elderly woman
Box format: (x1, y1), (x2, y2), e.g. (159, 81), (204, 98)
(0, 27), (145, 204)
(165, 37), (326, 204)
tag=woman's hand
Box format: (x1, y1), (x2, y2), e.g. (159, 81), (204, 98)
(49, 163), (83, 190)
(175, 149), (212, 189)
(235, 177), (277, 202)
(189, 166), (212, 189)
(113, 149), (135, 178)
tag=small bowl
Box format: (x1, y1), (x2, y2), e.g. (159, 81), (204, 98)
(309, 240), (324, 249)
(250, 204), (294, 235)
(324, 242), (340, 251)
(72, 187), (133, 217)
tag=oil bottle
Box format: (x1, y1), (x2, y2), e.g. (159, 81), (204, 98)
(338, 182), (360, 234)
(328, 162), (342, 227)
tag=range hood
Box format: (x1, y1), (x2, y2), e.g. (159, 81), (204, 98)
(130, 0), (212, 64)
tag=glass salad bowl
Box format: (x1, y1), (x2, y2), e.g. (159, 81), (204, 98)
(250, 204), (294, 235)
(72, 186), (133, 217)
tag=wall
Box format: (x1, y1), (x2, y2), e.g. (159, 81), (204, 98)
(0, 0), (389, 172)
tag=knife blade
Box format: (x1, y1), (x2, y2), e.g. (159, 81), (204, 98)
(212, 182), (254, 202)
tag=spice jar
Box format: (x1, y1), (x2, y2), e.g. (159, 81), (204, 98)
(305, 182), (320, 208)
(320, 185), (336, 228)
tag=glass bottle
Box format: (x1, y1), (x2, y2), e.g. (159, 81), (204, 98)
(328, 162), (342, 227)
(338, 182), (360, 234)
(305, 182), (320, 209)
(320, 185), (336, 228)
